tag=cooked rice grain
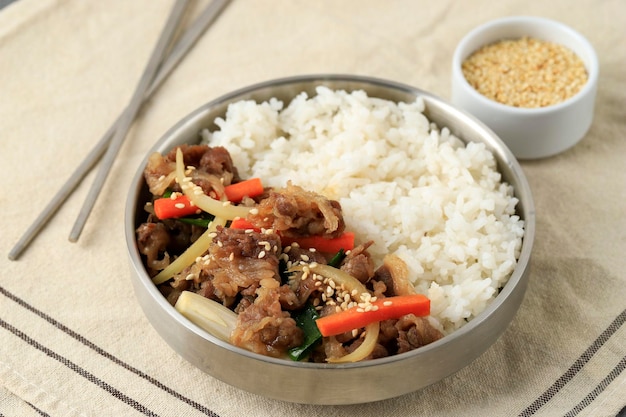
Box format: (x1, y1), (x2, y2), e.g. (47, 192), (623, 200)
(203, 86), (524, 333)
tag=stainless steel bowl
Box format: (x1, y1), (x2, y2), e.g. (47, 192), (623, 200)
(125, 74), (535, 405)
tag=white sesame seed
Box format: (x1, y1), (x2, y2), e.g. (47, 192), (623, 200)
(383, 301), (393, 306)
(300, 254), (310, 262)
(229, 253), (234, 261)
(249, 208), (259, 215)
(174, 203), (185, 209)
(258, 251), (266, 259)
(185, 273), (195, 281)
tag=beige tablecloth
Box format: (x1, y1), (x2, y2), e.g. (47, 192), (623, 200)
(1, 0), (625, 416)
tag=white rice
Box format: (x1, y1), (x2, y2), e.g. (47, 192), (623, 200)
(202, 86), (525, 333)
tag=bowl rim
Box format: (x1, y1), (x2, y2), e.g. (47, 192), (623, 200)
(452, 15), (599, 115)
(125, 73), (536, 370)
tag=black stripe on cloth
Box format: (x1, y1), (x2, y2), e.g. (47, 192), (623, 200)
(564, 355), (626, 417)
(26, 401), (52, 417)
(0, 318), (159, 417)
(0, 285), (220, 417)
(518, 309), (626, 416)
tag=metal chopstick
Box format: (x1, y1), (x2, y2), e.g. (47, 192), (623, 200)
(68, 0), (190, 242)
(8, 0), (230, 260)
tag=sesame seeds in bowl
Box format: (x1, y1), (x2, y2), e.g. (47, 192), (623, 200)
(451, 16), (599, 159)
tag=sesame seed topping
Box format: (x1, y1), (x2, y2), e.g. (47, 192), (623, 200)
(174, 203), (185, 209)
(258, 250), (266, 259)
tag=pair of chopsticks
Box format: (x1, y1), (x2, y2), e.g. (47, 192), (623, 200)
(8, 0), (231, 261)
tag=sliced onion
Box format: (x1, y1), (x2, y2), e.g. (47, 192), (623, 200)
(290, 263), (368, 296)
(174, 291), (237, 342)
(290, 263), (379, 363)
(327, 322), (380, 363)
(152, 217), (226, 285)
(175, 148), (250, 220)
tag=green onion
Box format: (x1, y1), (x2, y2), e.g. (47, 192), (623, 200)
(177, 216), (215, 228)
(288, 304), (322, 361)
(327, 248), (346, 267)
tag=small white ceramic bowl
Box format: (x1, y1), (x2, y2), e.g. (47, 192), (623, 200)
(451, 16), (598, 159)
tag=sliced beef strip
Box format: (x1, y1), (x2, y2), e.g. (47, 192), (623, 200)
(248, 182), (345, 239)
(230, 286), (303, 358)
(396, 314), (444, 354)
(340, 241), (375, 284)
(143, 144), (240, 197)
(199, 226), (282, 307)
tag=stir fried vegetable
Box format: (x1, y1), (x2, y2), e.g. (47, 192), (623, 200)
(222, 177), (264, 203)
(175, 148), (250, 220)
(230, 217), (355, 253)
(174, 291), (237, 342)
(152, 217), (226, 285)
(154, 194), (200, 220)
(287, 304), (322, 361)
(315, 294), (431, 337)
(289, 263), (381, 363)
(281, 232), (355, 253)
(327, 249), (347, 268)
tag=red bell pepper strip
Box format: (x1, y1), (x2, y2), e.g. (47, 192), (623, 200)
(229, 218), (355, 253)
(229, 217), (259, 231)
(281, 232), (355, 253)
(315, 294), (431, 337)
(154, 195), (200, 219)
(223, 178), (264, 203)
